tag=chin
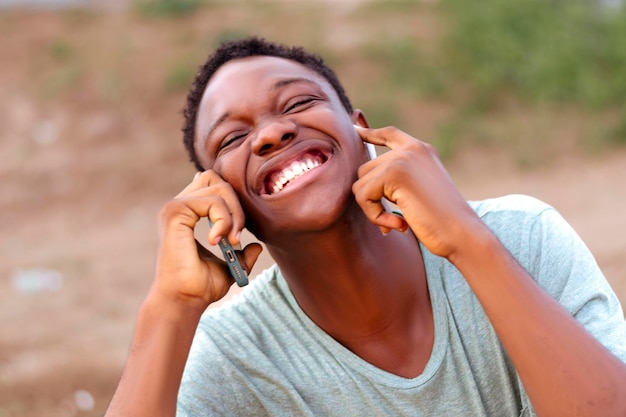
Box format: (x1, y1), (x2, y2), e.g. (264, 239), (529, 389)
(246, 192), (354, 243)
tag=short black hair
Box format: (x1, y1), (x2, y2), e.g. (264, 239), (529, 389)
(182, 36), (354, 171)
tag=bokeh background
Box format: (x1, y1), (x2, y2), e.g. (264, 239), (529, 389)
(1, 0), (625, 416)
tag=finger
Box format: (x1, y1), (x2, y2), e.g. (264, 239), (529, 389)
(379, 225), (392, 236)
(359, 198), (408, 233)
(239, 243), (263, 274)
(195, 238), (218, 261)
(176, 171), (245, 243)
(181, 186), (245, 244)
(161, 195), (235, 245)
(355, 125), (416, 150)
(352, 180), (408, 233)
(176, 170), (229, 198)
(176, 171), (208, 197)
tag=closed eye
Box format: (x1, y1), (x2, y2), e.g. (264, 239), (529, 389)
(219, 132), (247, 152)
(284, 97), (317, 113)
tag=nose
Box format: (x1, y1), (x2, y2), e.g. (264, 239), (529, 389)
(250, 118), (297, 156)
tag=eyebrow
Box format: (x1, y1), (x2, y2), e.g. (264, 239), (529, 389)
(270, 77), (318, 91)
(203, 77), (319, 143)
(204, 111), (231, 145)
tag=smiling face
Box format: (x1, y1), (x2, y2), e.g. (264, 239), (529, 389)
(194, 56), (369, 243)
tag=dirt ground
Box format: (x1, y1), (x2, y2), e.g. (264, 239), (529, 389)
(1, 6), (625, 417)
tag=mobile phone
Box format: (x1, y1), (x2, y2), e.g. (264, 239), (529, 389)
(208, 220), (249, 287)
(365, 142), (378, 160)
(363, 140), (394, 213)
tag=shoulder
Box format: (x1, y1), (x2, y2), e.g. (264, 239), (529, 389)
(467, 194), (560, 252)
(466, 194), (588, 268)
(469, 194), (553, 220)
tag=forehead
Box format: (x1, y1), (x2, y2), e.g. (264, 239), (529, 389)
(198, 56), (331, 120)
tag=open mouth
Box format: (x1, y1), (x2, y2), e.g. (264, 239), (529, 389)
(264, 150), (328, 195)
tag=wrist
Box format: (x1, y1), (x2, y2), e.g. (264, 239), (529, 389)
(446, 218), (502, 268)
(141, 289), (207, 326)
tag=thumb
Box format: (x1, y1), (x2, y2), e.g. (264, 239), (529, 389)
(240, 243), (263, 275)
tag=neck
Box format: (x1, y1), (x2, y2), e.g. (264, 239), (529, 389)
(266, 209), (433, 377)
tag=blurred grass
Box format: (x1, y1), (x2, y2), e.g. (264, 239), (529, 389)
(134, 0), (207, 17)
(440, 0), (626, 155)
(355, 0), (626, 159)
(8, 0), (625, 164)
(163, 61), (196, 93)
(441, 0), (626, 109)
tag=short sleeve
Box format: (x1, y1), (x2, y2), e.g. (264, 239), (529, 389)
(525, 206), (626, 362)
(177, 323), (243, 416)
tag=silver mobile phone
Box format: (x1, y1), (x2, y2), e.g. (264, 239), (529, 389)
(363, 140), (395, 214)
(208, 220), (249, 287)
(365, 142), (377, 160)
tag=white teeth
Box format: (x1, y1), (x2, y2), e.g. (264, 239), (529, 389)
(293, 162), (303, 176)
(268, 154), (323, 194)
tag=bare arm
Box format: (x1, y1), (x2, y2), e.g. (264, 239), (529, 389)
(106, 294), (204, 417)
(354, 126), (626, 417)
(105, 171), (262, 417)
(452, 225), (626, 417)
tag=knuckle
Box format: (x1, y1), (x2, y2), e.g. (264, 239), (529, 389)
(159, 199), (182, 219)
(157, 200), (195, 230)
(379, 126), (400, 136)
(404, 140), (432, 158)
(212, 181), (231, 195)
(425, 142), (440, 158)
(205, 169), (227, 185)
(356, 164), (368, 178)
(201, 169), (218, 179)
(352, 187), (365, 204)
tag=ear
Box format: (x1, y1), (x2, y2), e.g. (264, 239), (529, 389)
(350, 109), (370, 128)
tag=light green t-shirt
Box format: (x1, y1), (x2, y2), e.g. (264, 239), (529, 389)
(178, 195), (626, 416)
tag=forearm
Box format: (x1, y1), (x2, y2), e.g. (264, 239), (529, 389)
(451, 228), (626, 417)
(105, 293), (205, 417)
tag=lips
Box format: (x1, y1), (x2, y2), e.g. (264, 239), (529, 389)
(263, 150), (328, 195)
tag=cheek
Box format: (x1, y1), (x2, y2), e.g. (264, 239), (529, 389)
(213, 153), (247, 192)
(212, 157), (240, 194)
(316, 108), (359, 144)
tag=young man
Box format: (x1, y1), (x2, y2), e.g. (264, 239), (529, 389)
(106, 37), (626, 417)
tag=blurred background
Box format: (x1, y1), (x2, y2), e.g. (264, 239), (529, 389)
(1, 0), (625, 415)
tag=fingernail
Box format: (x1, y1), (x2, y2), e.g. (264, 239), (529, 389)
(194, 172), (201, 180)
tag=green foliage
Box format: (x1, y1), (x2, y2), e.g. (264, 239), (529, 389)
(441, 0), (626, 109)
(163, 61), (196, 93)
(49, 39), (72, 62)
(40, 38), (83, 97)
(360, 36), (448, 99)
(610, 108), (626, 144)
(134, 0), (206, 18)
(40, 64), (84, 97)
(360, 0), (422, 13)
(432, 119), (459, 160)
(213, 29), (251, 47)
(360, 96), (402, 129)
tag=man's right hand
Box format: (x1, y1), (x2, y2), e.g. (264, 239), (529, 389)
(152, 170), (263, 311)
